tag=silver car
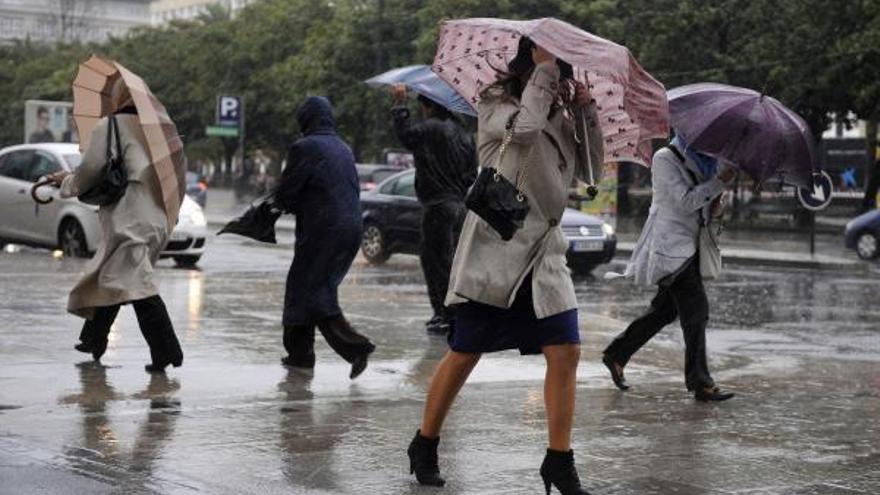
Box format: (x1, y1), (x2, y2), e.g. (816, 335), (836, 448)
(0, 143), (207, 267)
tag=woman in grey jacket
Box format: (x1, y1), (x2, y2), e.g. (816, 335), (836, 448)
(603, 135), (735, 401)
(407, 38), (603, 495)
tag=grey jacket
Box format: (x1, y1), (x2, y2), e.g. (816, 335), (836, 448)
(621, 145), (726, 286)
(445, 62), (604, 318)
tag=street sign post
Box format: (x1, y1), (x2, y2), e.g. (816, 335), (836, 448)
(215, 95), (246, 181)
(797, 171), (834, 256)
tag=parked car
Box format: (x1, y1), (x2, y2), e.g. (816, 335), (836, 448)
(186, 171), (208, 207)
(845, 209), (880, 260)
(356, 163), (405, 192)
(359, 169), (616, 274)
(0, 143), (207, 268)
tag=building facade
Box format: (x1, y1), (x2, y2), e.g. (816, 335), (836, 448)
(0, 0), (152, 44)
(150, 0), (252, 25)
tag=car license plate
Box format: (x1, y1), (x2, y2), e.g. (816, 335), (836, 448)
(572, 240), (603, 252)
(170, 231), (188, 241)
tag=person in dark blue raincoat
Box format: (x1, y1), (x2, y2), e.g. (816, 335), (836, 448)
(275, 96), (375, 379)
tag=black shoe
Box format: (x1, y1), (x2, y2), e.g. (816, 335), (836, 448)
(91, 339), (108, 362)
(407, 430), (445, 487)
(602, 354), (629, 391)
(694, 386), (734, 402)
(349, 345), (375, 379)
(144, 355), (183, 374)
(281, 353), (315, 369)
(74, 342), (93, 354)
(540, 449), (591, 495)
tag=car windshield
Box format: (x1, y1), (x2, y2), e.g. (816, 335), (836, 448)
(63, 154), (82, 168)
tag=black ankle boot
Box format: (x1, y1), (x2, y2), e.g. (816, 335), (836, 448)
(91, 339), (108, 362)
(407, 430), (445, 487)
(540, 449), (590, 495)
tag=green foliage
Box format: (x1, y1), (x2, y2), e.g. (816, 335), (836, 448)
(0, 0), (877, 167)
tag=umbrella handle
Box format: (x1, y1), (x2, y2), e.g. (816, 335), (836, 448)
(31, 179), (56, 205)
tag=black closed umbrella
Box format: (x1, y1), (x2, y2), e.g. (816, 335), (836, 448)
(217, 194), (283, 244)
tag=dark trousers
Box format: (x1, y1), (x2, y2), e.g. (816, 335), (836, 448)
(420, 200), (466, 321)
(604, 259), (714, 391)
(283, 315), (374, 364)
(79, 295), (183, 365)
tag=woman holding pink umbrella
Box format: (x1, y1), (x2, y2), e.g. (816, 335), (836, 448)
(407, 37), (603, 495)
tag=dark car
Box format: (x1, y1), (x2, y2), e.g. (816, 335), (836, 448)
(845, 209), (880, 260)
(186, 172), (208, 207)
(356, 163), (405, 192)
(359, 170), (617, 274)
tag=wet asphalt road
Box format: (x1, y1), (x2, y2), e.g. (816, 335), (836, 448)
(0, 235), (878, 494)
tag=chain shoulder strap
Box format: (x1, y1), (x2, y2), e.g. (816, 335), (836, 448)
(493, 111), (535, 200)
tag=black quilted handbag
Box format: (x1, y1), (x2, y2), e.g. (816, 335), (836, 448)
(78, 114), (129, 206)
(464, 112), (533, 241)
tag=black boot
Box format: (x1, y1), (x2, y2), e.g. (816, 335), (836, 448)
(540, 449), (590, 495)
(282, 325), (316, 369)
(407, 430), (445, 487)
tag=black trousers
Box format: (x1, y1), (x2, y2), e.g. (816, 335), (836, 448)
(420, 200), (466, 321)
(283, 315), (374, 364)
(79, 295), (183, 365)
(604, 258), (714, 391)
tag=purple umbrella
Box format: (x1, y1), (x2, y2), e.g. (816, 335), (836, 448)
(668, 83), (818, 189)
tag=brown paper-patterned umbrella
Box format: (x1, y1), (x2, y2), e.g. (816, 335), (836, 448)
(72, 55), (186, 228)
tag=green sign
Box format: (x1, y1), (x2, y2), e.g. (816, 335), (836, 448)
(206, 125), (239, 137)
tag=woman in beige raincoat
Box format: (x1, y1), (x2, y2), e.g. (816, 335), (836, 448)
(407, 38), (603, 495)
(48, 79), (183, 373)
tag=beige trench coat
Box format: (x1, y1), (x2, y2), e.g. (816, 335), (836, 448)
(446, 62), (604, 318)
(60, 114), (170, 319)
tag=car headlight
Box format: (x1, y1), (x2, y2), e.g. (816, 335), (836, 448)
(190, 210), (207, 227)
(602, 223), (615, 236)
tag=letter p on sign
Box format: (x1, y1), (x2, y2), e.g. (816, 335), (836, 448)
(217, 96), (241, 127)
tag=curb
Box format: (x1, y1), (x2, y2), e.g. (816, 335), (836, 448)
(616, 243), (867, 272)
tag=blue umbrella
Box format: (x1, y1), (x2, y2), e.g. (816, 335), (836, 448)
(365, 65), (477, 117)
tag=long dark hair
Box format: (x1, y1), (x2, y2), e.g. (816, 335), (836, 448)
(487, 36), (575, 113)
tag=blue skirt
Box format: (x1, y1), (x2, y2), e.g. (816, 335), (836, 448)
(449, 275), (580, 355)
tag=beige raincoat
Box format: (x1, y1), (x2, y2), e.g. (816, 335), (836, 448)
(445, 62), (604, 319)
(60, 114), (170, 319)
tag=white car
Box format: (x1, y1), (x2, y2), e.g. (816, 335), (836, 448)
(0, 143), (207, 267)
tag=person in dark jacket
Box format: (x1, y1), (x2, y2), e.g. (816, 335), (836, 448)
(275, 96), (375, 379)
(390, 85), (478, 334)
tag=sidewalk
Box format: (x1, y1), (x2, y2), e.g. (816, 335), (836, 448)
(204, 187), (869, 271)
(614, 219), (866, 271)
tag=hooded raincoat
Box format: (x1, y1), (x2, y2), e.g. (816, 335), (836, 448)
(276, 97), (362, 326)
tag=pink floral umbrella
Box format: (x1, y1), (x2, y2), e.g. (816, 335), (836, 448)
(432, 17), (669, 166)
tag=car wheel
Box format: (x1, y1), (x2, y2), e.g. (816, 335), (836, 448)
(361, 223), (390, 265)
(59, 219), (89, 258)
(855, 232), (879, 260)
(174, 255), (201, 268)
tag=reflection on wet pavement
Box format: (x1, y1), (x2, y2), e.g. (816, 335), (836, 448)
(0, 236), (878, 494)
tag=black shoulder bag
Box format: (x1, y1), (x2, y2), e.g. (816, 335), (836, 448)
(78, 114), (129, 206)
(464, 112), (533, 241)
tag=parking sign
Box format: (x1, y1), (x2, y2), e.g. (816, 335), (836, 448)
(216, 96), (242, 127)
